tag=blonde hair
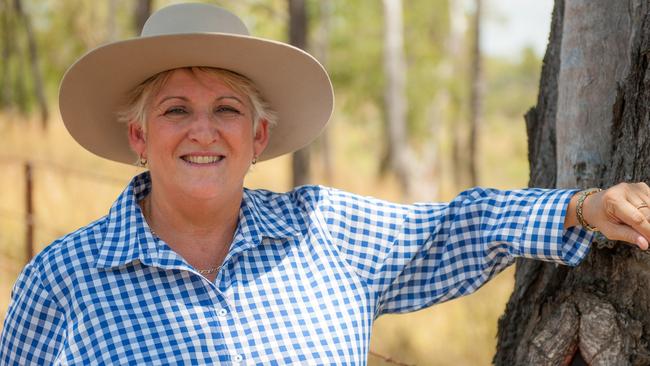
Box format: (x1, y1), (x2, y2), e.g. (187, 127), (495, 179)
(117, 67), (277, 132)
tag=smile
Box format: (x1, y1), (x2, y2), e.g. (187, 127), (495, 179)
(181, 155), (224, 164)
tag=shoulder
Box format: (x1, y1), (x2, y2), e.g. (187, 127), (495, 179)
(26, 217), (107, 285)
(245, 185), (331, 211)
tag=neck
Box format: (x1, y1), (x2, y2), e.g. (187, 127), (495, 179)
(148, 188), (242, 236)
(142, 182), (242, 277)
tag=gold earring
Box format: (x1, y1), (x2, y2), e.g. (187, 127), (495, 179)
(139, 156), (147, 167)
(252, 156), (258, 165)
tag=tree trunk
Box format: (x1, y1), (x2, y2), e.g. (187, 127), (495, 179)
(15, 0), (48, 127)
(495, 1), (650, 365)
(468, 0), (482, 186)
(134, 0), (152, 35)
(288, 0), (311, 187)
(382, 0), (411, 196)
(447, 0), (468, 189)
(107, 0), (118, 42)
(313, 0), (333, 184)
(0, 0), (13, 108)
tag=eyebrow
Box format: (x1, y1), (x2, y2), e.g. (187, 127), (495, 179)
(157, 95), (245, 105)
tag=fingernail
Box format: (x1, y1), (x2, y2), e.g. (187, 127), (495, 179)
(638, 236), (649, 250)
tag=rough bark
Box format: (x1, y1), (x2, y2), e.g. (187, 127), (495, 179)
(556, 0), (634, 188)
(289, 0), (311, 187)
(468, 0), (482, 186)
(495, 1), (650, 365)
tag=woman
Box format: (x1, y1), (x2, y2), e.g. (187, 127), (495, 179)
(2, 3), (650, 365)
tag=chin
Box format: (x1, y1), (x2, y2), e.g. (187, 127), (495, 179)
(180, 180), (241, 200)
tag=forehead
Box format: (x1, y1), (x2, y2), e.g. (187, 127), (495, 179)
(155, 68), (247, 99)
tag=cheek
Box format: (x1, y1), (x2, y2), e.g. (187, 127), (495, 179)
(146, 125), (184, 155)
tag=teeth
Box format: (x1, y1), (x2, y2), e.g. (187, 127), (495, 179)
(184, 155), (222, 164)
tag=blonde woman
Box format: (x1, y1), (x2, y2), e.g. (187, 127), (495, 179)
(2, 3), (650, 365)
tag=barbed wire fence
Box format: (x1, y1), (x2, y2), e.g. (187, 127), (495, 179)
(0, 155), (128, 263)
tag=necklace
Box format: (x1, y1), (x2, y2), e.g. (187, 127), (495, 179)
(141, 198), (224, 276)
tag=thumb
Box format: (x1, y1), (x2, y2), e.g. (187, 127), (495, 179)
(602, 223), (649, 250)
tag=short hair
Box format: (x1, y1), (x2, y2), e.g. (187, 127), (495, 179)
(117, 67), (278, 132)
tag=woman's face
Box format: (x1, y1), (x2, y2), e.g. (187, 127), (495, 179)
(128, 68), (269, 200)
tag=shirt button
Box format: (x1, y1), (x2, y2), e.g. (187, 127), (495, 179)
(218, 308), (228, 317)
(233, 354), (244, 362)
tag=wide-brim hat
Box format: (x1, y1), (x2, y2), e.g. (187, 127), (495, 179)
(59, 3), (333, 164)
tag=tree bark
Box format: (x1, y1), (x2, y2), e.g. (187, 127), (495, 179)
(288, 0), (311, 187)
(382, 0), (411, 196)
(495, 1), (650, 365)
(468, 0), (483, 186)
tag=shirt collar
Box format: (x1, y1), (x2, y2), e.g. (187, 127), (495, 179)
(239, 188), (300, 240)
(95, 172), (299, 270)
(95, 172), (156, 269)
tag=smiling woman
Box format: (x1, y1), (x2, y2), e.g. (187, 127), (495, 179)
(127, 68), (271, 282)
(1, 2), (650, 365)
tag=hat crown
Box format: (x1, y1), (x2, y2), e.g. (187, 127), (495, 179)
(141, 3), (250, 37)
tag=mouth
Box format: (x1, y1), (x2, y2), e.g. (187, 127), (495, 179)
(180, 154), (225, 165)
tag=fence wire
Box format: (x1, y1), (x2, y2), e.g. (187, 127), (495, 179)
(0, 155), (140, 262)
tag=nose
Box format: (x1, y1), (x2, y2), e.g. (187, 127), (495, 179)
(187, 111), (219, 145)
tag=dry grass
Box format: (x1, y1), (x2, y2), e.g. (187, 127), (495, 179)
(0, 105), (529, 365)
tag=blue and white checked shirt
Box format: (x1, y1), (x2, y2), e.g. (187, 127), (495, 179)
(1, 172), (593, 365)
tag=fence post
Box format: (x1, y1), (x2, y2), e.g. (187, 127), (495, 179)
(25, 162), (34, 262)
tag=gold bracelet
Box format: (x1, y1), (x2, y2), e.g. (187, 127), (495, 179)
(576, 188), (602, 231)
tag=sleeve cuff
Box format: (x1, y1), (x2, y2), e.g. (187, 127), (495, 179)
(520, 189), (594, 266)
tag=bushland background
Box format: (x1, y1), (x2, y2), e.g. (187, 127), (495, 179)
(0, 0), (549, 364)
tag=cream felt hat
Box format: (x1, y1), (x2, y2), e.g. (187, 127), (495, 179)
(59, 2), (333, 164)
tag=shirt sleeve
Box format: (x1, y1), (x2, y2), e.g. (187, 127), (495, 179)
(319, 187), (594, 316)
(0, 262), (66, 365)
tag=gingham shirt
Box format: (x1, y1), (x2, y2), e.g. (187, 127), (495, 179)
(1, 172), (593, 365)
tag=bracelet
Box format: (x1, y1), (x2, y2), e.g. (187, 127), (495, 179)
(576, 188), (602, 231)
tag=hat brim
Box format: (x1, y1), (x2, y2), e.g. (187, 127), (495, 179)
(59, 33), (334, 164)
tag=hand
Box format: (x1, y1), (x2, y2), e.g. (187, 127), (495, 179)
(568, 183), (650, 250)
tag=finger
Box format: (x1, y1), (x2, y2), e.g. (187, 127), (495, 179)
(627, 188), (650, 218)
(606, 200), (650, 242)
(602, 223), (649, 250)
(627, 183), (650, 207)
(634, 182), (650, 197)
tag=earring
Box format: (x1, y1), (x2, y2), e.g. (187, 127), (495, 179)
(139, 156), (148, 167)
(252, 156), (258, 165)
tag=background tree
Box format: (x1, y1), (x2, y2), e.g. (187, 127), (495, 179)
(468, 0), (482, 186)
(1, 0), (48, 126)
(288, 0), (311, 187)
(382, 0), (411, 196)
(134, 0), (153, 35)
(495, 0), (649, 364)
(312, 0), (333, 184)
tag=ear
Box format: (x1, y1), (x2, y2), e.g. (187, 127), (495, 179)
(127, 122), (147, 158)
(253, 119), (270, 158)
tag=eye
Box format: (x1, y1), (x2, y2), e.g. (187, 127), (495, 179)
(163, 106), (187, 116)
(214, 105), (241, 115)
